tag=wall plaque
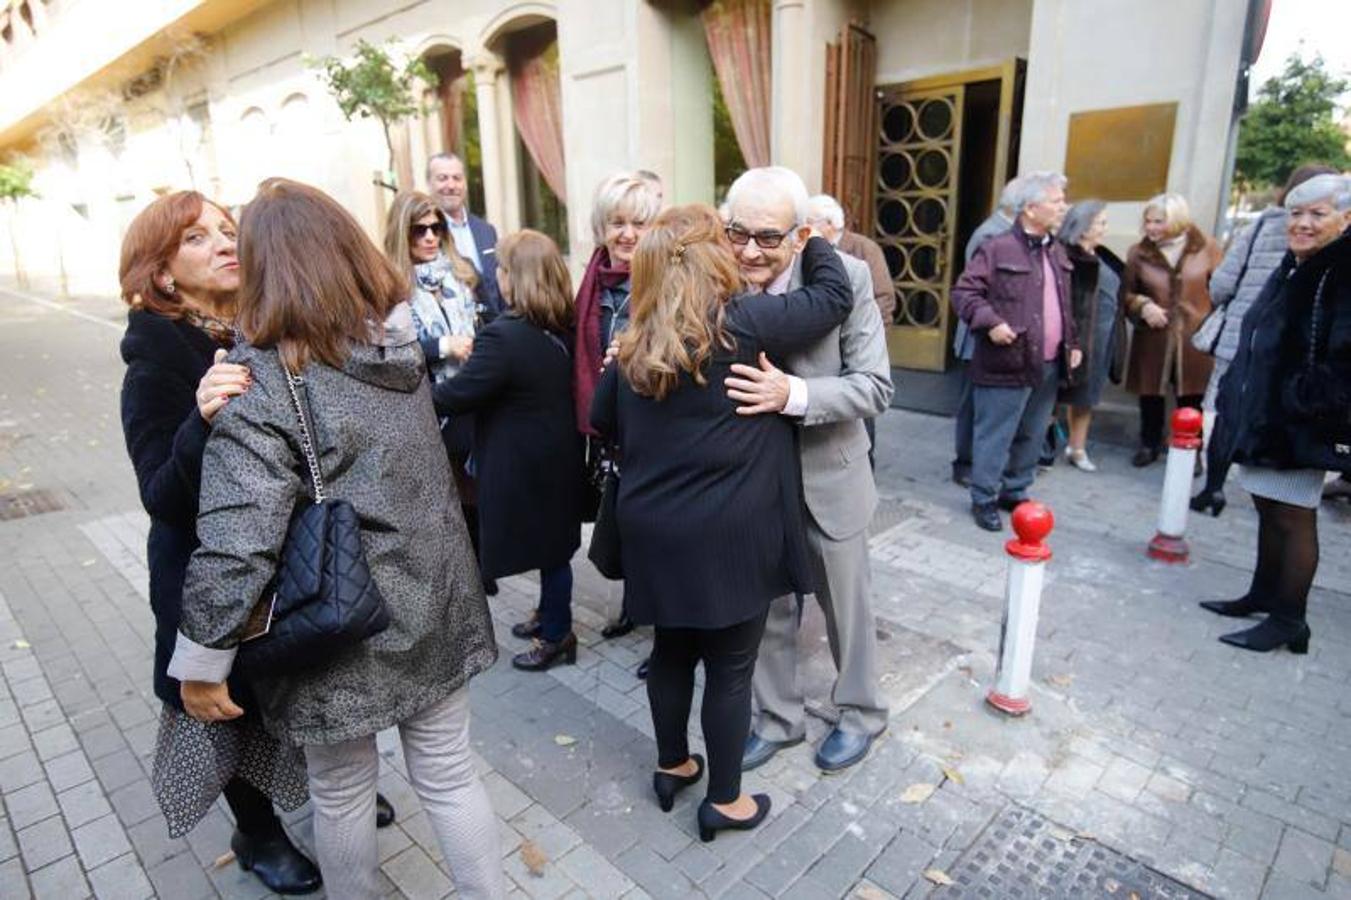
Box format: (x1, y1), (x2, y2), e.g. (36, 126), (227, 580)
(1064, 102), (1177, 201)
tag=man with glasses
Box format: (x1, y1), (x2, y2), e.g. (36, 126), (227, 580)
(427, 152), (503, 319)
(722, 166), (894, 773)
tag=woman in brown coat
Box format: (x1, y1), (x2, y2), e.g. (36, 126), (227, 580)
(1121, 193), (1223, 465)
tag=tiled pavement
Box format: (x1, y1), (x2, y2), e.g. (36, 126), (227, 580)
(1, 283), (1349, 899)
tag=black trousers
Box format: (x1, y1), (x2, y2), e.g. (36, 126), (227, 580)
(1139, 394), (1203, 448)
(647, 611), (768, 804)
(223, 777), (281, 836)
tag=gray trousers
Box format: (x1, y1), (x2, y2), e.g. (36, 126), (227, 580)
(304, 688), (504, 900)
(969, 362), (1060, 507)
(752, 519), (887, 740)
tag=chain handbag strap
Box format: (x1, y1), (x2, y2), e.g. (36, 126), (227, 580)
(1306, 269), (1331, 371)
(282, 369), (327, 503)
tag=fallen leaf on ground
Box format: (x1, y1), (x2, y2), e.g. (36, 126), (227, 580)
(923, 868), (954, 886)
(211, 850), (236, 869)
(12, 640), (28, 649)
(1104, 877), (1121, 893)
(1046, 673), (1074, 688)
(520, 839), (548, 876)
(853, 885), (890, 900)
(899, 782), (936, 804)
(81, 559), (96, 567)
(941, 766), (965, 786)
(553, 734), (576, 747)
(1129, 892), (1142, 900)
(957, 665), (974, 678)
(942, 720), (952, 729)
(1048, 826), (1076, 842)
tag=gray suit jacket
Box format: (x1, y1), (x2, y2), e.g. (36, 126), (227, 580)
(784, 250), (894, 540)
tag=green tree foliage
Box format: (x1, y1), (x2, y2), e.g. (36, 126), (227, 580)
(1235, 54), (1350, 191)
(0, 158), (37, 203)
(309, 39), (436, 183)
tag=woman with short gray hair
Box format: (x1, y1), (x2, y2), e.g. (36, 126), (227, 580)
(1202, 173), (1351, 653)
(1056, 199), (1122, 471)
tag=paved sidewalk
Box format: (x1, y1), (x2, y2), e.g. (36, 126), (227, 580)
(1, 285), (1349, 899)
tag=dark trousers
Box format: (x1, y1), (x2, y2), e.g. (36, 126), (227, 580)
(223, 777), (280, 836)
(953, 364), (974, 473)
(538, 563), (573, 642)
(1139, 394), (1203, 449)
(648, 612), (768, 804)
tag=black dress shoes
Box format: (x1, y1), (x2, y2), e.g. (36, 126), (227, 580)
(601, 614), (635, 640)
(971, 502), (1002, 532)
(231, 826), (321, 895)
(741, 732), (803, 771)
(697, 794), (770, 843)
(636, 657), (650, 680)
(376, 793), (395, 828)
(1199, 596), (1262, 618)
(815, 727), (882, 773)
(1219, 616), (1310, 654)
(1131, 445), (1163, 467)
(1190, 489), (1227, 517)
(512, 633), (578, 670)
(483, 578), (498, 597)
(996, 493), (1028, 512)
(652, 754), (704, 812)
(510, 614), (542, 639)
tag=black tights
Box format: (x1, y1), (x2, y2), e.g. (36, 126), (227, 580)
(647, 612), (767, 805)
(1139, 393), (1203, 448)
(223, 777), (282, 836)
(1246, 495), (1319, 622)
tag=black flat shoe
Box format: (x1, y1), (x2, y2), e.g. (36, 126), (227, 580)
(697, 794), (770, 843)
(636, 657), (650, 680)
(653, 754), (704, 812)
(231, 827), (321, 895)
(1190, 489), (1227, 517)
(510, 614), (542, 640)
(483, 578), (499, 597)
(601, 615), (634, 640)
(1219, 616), (1310, 654)
(1131, 445), (1163, 467)
(971, 502), (1002, 532)
(376, 793), (395, 829)
(512, 633), (578, 671)
(1199, 596), (1262, 618)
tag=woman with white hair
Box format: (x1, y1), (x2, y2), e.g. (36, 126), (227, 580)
(1121, 193), (1222, 466)
(1202, 174), (1351, 653)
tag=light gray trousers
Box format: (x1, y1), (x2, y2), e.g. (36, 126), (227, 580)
(304, 688), (504, 899)
(752, 519), (888, 740)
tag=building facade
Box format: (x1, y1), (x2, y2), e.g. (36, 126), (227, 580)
(0, 0), (1254, 373)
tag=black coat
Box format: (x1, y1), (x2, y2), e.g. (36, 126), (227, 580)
(589, 237), (852, 630)
(119, 310), (252, 709)
(433, 313), (584, 578)
(1216, 229), (1351, 473)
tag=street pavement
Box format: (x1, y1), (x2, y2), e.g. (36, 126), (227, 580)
(1, 283), (1349, 900)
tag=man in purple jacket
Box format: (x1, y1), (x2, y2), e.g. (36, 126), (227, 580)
(952, 172), (1081, 531)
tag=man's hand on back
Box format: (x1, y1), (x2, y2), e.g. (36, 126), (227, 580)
(726, 352), (790, 415)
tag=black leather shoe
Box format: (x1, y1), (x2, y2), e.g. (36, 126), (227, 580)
(814, 727), (882, 773)
(996, 493), (1028, 512)
(636, 657), (650, 680)
(483, 578), (499, 597)
(971, 502), (1002, 532)
(741, 732), (803, 771)
(601, 614), (634, 640)
(231, 827), (321, 895)
(375, 793), (395, 829)
(1190, 489), (1227, 517)
(510, 614), (542, 640)
(653, 754), (704, 812)
(1219, 616), (1310, 654)
(1131, 445), (1163, 467)
(1199, 596), (1262, 618)
(512, 633), (578, 671)
(697, 794), (770, 843)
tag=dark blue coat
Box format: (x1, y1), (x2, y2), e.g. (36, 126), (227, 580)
(467, 213), (504, 320)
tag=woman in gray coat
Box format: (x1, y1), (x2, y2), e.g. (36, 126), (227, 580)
(1193, 164), (1338, 515)
(168, 180), (503, 899)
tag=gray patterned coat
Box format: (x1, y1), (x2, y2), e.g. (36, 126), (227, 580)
(179, 305), (497, 746)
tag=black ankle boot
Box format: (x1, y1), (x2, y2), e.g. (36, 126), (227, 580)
(1190, 488), (1227, 517)
(231, 826), (321, 895)
(1219, 615), (1310, 654)
(511, 633), (578, 670)
(1199, 595), (1262, 618)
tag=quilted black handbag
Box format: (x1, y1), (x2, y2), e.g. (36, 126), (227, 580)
(237, 369), (391, 676)
(587, 465), (622, 580)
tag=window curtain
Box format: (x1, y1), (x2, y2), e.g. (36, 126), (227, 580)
(508, 33), (567, 204)
(702, 0), (772, 169)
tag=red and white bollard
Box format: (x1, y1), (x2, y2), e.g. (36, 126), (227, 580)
(1147, 407), (1203, 564)
(987, 502), (1054, 717)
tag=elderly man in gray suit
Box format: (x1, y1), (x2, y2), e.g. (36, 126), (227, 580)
(721, 167), (894, 772)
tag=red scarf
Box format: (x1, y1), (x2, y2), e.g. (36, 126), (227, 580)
(573, 246), (631, 435)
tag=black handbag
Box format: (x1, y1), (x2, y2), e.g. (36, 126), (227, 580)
(587, 462), (622, 580)
(237, 369), (391, 675)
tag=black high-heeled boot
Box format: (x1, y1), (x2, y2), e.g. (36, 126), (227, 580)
(1219, 615), (1310, 654)
(697, 794), (770, 843)
(1189, 489), (1227, 517)
(1199, 595), (1262, 618)
(231, 825), (322, 895)
(652, 754), (704, 812)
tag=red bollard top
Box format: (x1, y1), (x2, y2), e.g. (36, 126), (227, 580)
(1006, 502), (1053, 562)
(1170, 407), (1203, 450)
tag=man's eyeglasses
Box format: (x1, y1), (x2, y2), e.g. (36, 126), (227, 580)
(725, 224), (792, 250)
(410, 222), (446, 239)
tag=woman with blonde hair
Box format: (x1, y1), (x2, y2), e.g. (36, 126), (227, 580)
(590, 205), (851, 841)
(434, 230), (586, 671)
(1121, 192), (1222, 465)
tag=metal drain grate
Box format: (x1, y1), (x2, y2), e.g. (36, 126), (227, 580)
(944, 805), (1210, 899)
(0, 489), (66, 521)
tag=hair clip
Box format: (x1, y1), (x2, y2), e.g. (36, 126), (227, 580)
(669, 243), (687, 265)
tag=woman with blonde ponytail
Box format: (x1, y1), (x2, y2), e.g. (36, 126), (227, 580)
(590, 204), (851, 842)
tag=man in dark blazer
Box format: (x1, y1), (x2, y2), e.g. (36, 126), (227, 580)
(428, 152), (503, 319)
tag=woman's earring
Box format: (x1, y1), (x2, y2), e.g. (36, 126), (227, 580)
(163, 277), (176, 295)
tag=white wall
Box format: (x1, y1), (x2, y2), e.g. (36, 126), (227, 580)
(871, 0), (1032, 86)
